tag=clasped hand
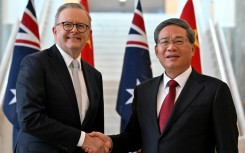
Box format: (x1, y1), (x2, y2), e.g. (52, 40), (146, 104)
(82, 132), (112, 153)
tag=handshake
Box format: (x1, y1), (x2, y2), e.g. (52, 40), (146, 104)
(82, 132), (112, 153)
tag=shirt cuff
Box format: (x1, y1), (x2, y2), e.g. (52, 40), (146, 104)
(77, 131), (85, 147)
(109, 137), (113, 152)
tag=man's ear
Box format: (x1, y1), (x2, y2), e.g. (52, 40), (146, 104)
(191, 44), (196, 57)
(155, 45), (159, 58)
(52, 26), (57, 36)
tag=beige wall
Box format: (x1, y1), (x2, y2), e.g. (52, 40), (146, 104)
(165, 0), (178, 14)
(0, 111), (12, 153)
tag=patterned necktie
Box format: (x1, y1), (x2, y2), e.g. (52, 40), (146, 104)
(158, 80), (178, 133)
(71, 60), (83, 122)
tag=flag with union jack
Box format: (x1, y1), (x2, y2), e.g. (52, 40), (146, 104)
(116, 0), (152, 132)
(3, 0), (40, 148)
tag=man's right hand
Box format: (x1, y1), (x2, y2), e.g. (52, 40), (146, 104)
(82, 133), (109, 153)
(89, 132), (112, 152)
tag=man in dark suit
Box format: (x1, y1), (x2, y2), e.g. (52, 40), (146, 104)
(15, 3), (105, 153)
(88, 18), (239, 153)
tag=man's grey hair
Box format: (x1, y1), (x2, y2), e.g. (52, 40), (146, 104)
(154, 18), (195, 44)
(54, 3), (91, 26)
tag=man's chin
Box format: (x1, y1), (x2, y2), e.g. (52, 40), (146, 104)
(67, 44), (83, 50)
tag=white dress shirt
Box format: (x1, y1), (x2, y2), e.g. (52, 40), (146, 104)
(157, 67), (192, 117)
(56, 44), (88, 147)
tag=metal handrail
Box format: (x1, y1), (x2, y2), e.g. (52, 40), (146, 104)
(216, 24), (245, 136)
(209, 19), (228, 82)
(0, 20), (19, 106)
(209, 19), (245, 136)
(39, 0), (50, 48)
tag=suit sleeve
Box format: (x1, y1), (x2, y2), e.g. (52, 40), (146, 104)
(110, 85), (142, 152)
(213, 82), (239, 153)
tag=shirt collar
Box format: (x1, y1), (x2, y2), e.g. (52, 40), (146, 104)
(163, 66), (192, 88)
(56, 44), (81, 69)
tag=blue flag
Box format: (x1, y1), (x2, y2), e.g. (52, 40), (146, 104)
(116, 0), (153, 132)
(2, 0), (40, 148)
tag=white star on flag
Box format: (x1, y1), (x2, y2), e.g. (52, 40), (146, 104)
(9, 89), (16, 105)
(125, 79), (140, 105)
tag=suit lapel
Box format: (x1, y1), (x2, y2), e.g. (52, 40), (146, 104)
(162, 70), (205, 135)
(144, 76), (163, 136)
(47, 45), (81, 123)
(80, 60), (95, 126)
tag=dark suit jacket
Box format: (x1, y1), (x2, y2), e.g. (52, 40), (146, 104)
(111, 69), (238, 153)
(15, 45), (104, 153)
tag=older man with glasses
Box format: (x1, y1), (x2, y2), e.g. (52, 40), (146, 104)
(15, 3), (105, 153)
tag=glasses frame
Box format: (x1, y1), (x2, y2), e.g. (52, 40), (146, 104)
(56, 22), (90, 33)
(158, 37), (189, 47)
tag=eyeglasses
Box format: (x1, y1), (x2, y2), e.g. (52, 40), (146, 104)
(56, 22), (89, 33)
(158, 37), (188, 47)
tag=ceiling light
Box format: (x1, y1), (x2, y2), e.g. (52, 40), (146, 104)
(119, 0), (127, 2)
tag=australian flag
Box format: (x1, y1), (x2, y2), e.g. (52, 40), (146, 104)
(116, 0), (153, 132)
(2, 0), (40, 148)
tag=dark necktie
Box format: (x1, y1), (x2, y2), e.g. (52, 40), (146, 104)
(71, 60), (83, 122)
(158, 80), (178, 133)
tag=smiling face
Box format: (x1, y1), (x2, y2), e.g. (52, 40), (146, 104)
(155, 25), (195, 78)
(52, 8), (91, 58)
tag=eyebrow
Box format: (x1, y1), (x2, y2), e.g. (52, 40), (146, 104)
(159, 36), (185, 40)
(63, 21), (85, 24)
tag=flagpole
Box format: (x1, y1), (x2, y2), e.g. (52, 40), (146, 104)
(0, 20), (19, 100)
(39, 0), (51, 49)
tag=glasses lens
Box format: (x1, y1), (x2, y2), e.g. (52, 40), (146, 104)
(63, 22), (73, 31)
(60, 22), (88, 33)
(174, 38), (184, 45)
(158, 39), (170, 46)
(158, 37), (185, 47)
(76, 24), (87, 33)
